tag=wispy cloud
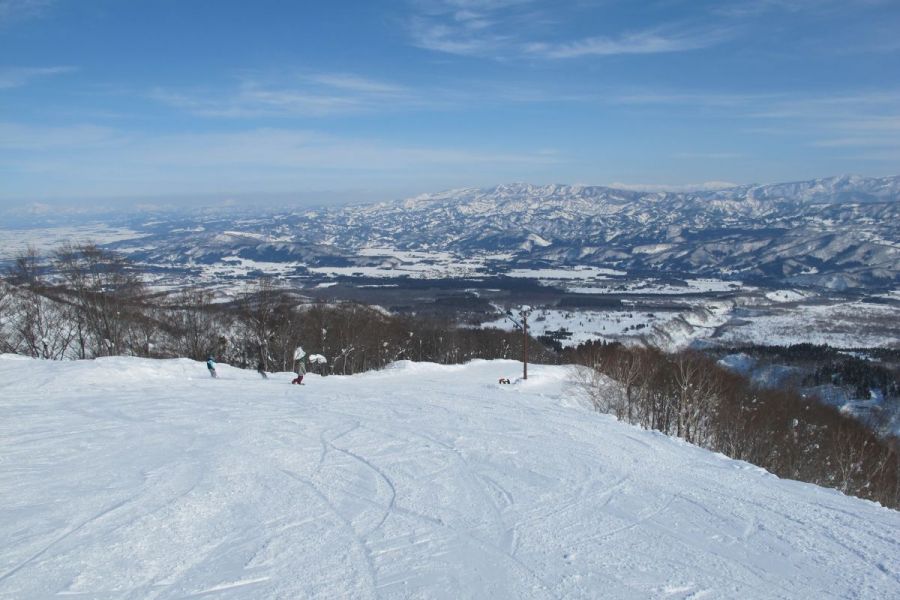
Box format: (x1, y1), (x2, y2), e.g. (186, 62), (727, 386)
(0, 0), (53, 25)
(812, 136), (900, 148)
(611, 91), (772, 108)
(747, 93), (900, 150)
(713, 0), (900, 56)
(407, 0), (731, 59)
(0, 121), (122, 149)
(747, 92), (900, 119)
(151, 72), (420, 118)
(408, 1), (532, 58)
(611, 87), (900, 152)
(525, 26), (733, 59)
(0, 121), (561, 198)
(0, 65), (75, 89)
(149, 70), (602, 122)
(408, 0), (552, 58)
(407, 0), (896, 61)
(835, 149), (900, 163)
(140, 129), (559, 169)
(812, 115), (900, 149)
(672, 152), (743, 160)
(712, 0), (891, 18)
(304, 73), (409, 95)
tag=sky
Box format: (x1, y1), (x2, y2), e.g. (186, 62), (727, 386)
(1, 0), (899, 209)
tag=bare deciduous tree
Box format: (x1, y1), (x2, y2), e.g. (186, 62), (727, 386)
(0, 281), (16, 354)
(54, 243), (147, 357)
(167, 288), (228, 360)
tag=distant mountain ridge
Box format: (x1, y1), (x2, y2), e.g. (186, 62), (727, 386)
(313, 174), (900, 289)
(111, 174), (900, 290)
(395, 174), (900, 209)
(717, 174), (900, 204)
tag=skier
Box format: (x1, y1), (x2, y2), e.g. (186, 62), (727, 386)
(206, 356), (217, 378)
(257, 360), (268, 379)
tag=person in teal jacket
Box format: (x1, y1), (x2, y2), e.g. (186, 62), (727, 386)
(206, 356), (217, 378)
(292, 357), (307, 385)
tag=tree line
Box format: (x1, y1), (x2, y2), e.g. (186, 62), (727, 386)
(0, 243), (556, 373)
(565, 341), (899, 509)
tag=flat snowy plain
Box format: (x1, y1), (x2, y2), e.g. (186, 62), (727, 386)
(1, 356), (898, 599)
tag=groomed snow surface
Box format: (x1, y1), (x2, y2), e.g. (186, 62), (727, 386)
(1, 356), (898, 599)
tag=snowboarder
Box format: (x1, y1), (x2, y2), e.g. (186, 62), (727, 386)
(292, 346), (307, 385)
(206, 356), (217, 378)
(292, 357), (307, 385)
(256, 360), (268, 379)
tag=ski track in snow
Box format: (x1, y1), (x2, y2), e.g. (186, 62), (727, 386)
(1, 356), (899, 599)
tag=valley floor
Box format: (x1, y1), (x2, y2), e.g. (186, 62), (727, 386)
(1, 356), (898, 599)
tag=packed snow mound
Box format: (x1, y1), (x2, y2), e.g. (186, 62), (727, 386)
(1, 356), (898, 599)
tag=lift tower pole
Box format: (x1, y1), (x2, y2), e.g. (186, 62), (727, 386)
(505, 306), (532, 381)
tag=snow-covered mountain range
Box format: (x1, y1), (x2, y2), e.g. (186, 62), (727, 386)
(2, 355), (898, 598)
(109, 174), (899, 290)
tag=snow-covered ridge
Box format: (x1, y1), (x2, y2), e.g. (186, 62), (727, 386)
(390, 174), (900, 210)
(93, 174), (900, 291)
(2, 356), (897, 598)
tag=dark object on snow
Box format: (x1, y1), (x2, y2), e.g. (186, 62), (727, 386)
(498, 377), (511, 384)
(257, 361), (268, 379)
(206, 356), (217, 378)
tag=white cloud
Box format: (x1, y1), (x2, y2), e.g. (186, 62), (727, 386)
(525, 27), (733, 59)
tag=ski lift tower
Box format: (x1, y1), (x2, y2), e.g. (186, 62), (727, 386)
(505, 305), (533, 380)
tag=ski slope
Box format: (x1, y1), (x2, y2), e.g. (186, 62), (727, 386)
(1, 356), (898, 599)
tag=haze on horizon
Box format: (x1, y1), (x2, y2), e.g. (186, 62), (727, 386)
(1, 0), (899, 210)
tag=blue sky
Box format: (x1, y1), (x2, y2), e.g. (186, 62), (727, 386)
(1, 0), (899, 208)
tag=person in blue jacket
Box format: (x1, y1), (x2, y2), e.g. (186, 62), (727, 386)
(206, 356), (217, 378)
